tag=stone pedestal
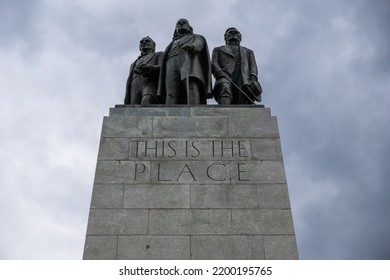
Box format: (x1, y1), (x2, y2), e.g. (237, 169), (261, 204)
(83, 105), (298, 259)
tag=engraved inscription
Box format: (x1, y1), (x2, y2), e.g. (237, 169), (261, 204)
(135, 161), (252, 183)
(130, 139), (251, 160)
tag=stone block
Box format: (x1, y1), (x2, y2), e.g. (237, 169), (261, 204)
(83, 235), (117, 260)
(191, 185), (257, 208)
(98, 138), (129, 160)
(110, 107), (166, 117)
(229, 161), (287, 184)
(152, 116), (228, 137)
(149, 210), (232, 234)
(191, 235), (265, 259)
(123, 185), (190, 208)
(110, 105), (191, 117)
(190, 106), (269, 118)
(94, 161), (150, 184)
(232, 209), (295, 234)
(264, 235), (299, 259)
(228, 116), (279, 137)
(258, 184), (291, 209)
(86, 209), (148, 235)
(102, 116), (152, 137)
(118, 235), (190, 259)
(84, 106), (298, 260)
(90, 184), (123, 209)
(251, 138), (283, 160)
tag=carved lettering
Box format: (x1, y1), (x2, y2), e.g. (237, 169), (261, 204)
(206, 163), (227, 181)
(207, 140), (216, 157)
(145, 140), (158, 157)
(130, 139), (251, 159)
(134, 163), (146, 181)
(238, 141), (249, 157)
(221, 140), (234, 157)
(157, 163), (172, 181)
(177, 164), (197, 181)
(237, 163), (250, 181)
(130, 161), (258, 183)
(167, 140), (177, 157)
(190, 140), (200, 157)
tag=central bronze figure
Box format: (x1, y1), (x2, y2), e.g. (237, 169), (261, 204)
(157, 19), (212, 105)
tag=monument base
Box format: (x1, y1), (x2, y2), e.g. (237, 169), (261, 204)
(83, 105), (298, 259)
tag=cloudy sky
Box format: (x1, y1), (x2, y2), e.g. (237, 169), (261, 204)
(1, 0), (389, 260)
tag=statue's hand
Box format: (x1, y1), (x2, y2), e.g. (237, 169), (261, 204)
(133, 66), (142, 74)
(182, 44), (197, 54)
(139, 64), (152, 75)
(215, 70), (230, 80)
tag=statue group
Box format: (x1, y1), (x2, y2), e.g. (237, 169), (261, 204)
(125, 19), (262, 106)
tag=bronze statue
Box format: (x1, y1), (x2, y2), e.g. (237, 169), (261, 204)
(157, 19), (212, 105)
(211, 27), (262, 105)
(124, 36), (163, 105)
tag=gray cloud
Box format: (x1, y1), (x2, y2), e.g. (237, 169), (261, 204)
(0, 1), (38, 42)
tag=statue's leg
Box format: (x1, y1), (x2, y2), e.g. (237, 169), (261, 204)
(141, 94), (154, 105)
(220, 96), (231, 105)
(130, 77), (143, 104)
(141, 84), (157, 105)
(218, 82), (233, 105)
(188, 78), (201, 105)
(165, 58), (181, 104)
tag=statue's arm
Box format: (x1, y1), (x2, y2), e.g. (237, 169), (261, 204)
(248, 49), (258, 78)
(182, 35), (205, 54)
(124, 65), (133, 104)
(211, 48), (221, 75)
(140, 52), (164, 76)
(149, 52), (164, 75)
(212, 48), (229, 79)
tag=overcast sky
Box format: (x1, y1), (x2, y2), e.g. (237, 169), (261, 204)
(1, 0), (389, 260)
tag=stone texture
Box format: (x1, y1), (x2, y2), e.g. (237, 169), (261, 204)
(191, 185), (258, 208)
(98, 138), (129, 160)
(94, 161), (150, 184)
(258, 184), (291, 209)
(229, 161), (287, 183)
(86, 209), (148, 235)
(152, 116), (228, 137)
(83, 106), (298, 260)
(83, 235), (117, 260)
(110, 106), (191, 117)
(90, 184), (123, 209)
(102, 116), (152, 137)
(190, 106), (269, 118)
(123, 185), (190, 208)
(251, 138), (283, 160)
(232, 209), (295, 234)
(149, 209), (232, 234)
(228, 116), (279, 137)
(191, 235), (265, 260)
(264, 235), (299, 259)
(118, 235), (190, 260)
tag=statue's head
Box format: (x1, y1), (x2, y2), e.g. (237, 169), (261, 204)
(139, 36), (155, 53)
(224, 27), (241, 45)
(173, 18), (193, 38)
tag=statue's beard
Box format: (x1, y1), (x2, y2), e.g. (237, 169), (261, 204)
(227, 38), (240, 46)
(140, 47), (153, 55)
(177, 27), (191, 35)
